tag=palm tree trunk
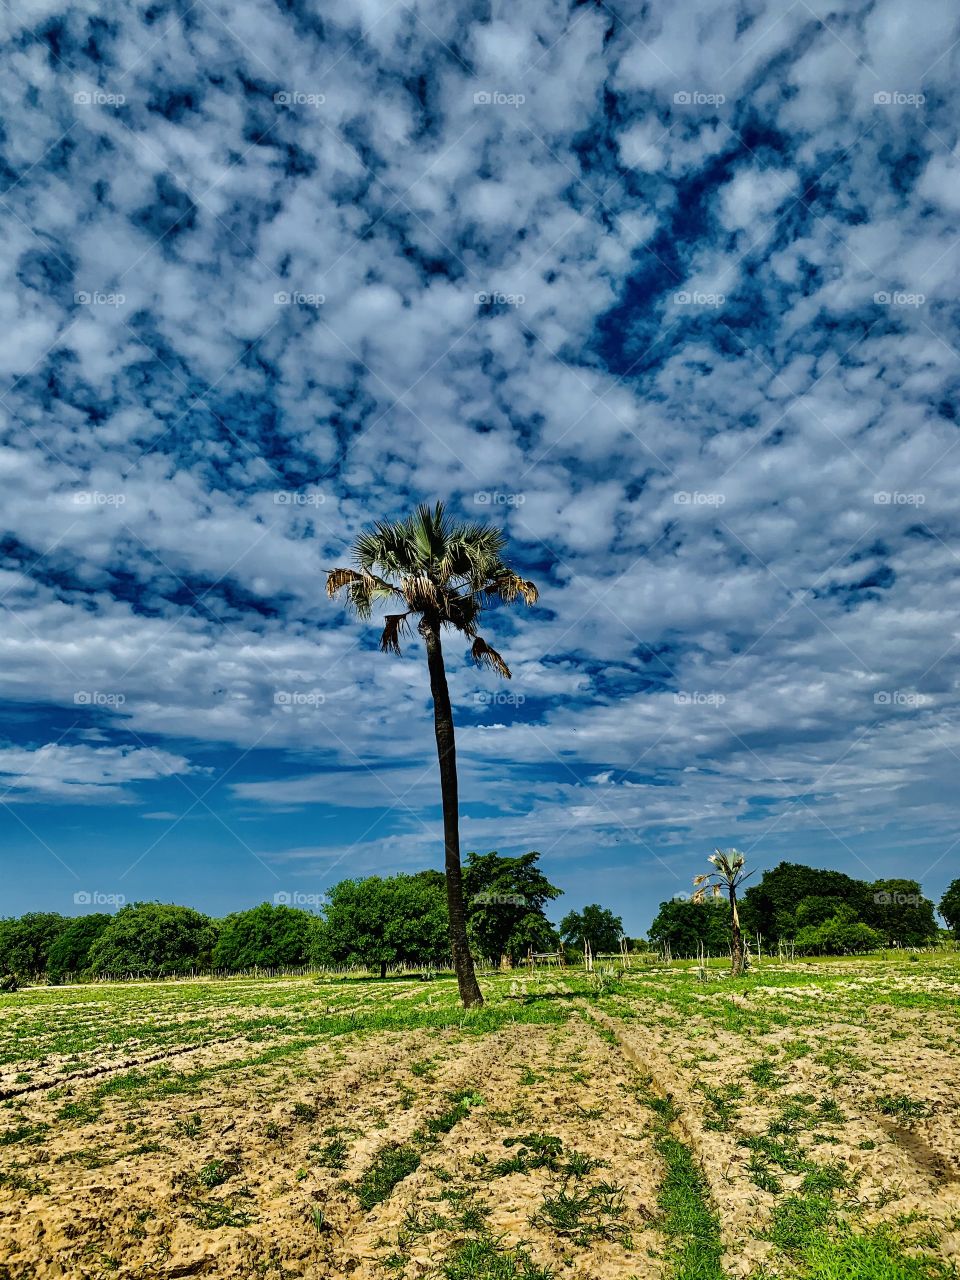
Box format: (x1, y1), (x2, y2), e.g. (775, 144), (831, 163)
(420, 616), (483, 1008)
(729, 886), (744, 975)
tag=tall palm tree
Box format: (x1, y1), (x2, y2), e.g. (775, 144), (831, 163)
(692, 848), (755, 975)
(326, 502), (539, 1007)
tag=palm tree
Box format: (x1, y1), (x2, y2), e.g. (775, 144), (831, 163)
(692, 848), (755, 975)
(326, 502), (538, 1007)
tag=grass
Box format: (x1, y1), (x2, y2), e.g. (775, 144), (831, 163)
(441, 1235), (554, 1280)
(655, 1133), (725, 1280)
(355, 1143), (421, 1210)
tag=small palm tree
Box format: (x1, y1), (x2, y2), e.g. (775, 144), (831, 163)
(326, 502), (538, 1007)
(692, 848), (755, 975)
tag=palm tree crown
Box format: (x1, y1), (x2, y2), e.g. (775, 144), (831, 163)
(326, 501), (538, 672)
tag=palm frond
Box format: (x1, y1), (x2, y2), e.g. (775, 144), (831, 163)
(326, 567), (364, 598)
(379, 613), (412, 656)
(485, 571), (539, 605)
(472, 635), (511, 679)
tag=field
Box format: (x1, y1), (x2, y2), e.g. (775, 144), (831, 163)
(0, 956), (957, 1280)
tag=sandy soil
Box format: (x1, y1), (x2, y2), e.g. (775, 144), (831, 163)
(0, 1018), (666, 1279)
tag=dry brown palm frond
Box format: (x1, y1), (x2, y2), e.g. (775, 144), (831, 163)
(713, 884), (722, 899)
(326, 567), (364, 597)
(379, 613), (412, 656)
(485, 572), (539, 605)
(472, 636), (511, 679)
(692, 874), (710, 886)
(691, 890), (705, 904)
(403, 574), (443, 611)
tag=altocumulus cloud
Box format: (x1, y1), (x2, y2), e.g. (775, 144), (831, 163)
(1, 0), (959, 919)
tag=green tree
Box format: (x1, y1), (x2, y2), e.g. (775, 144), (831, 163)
(463, 851), (561, 966)
(648, 897), (730, 957)
(47, 915), (112, 983)
(315, 873), (449, 976)
(693, 848), (756, 975)
(0, 912), (70, 978)
(865, 880), (938, 947)
(212, 903), (317, 970)
(940, 878), (960, 934)
(559, 904), (623, 955)
(740, 862), (869, 941)
(327, 501), (538, 1008)
(86, 903), (218, 976)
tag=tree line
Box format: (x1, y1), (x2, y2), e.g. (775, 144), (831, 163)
(0, 851), (626, 982)
(649, 860), (957, 958)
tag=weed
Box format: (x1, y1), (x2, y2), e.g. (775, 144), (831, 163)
(356, 1143), (420, 1210)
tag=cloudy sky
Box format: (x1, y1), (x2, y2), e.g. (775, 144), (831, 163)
(2, 0), (959, 932)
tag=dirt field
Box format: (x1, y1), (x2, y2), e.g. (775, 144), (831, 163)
(0, 957), (957, 1279)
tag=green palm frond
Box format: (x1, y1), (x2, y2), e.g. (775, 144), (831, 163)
(329, 502), (538, 666)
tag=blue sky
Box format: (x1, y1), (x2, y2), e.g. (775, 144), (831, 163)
(2, 0), (959, 934)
